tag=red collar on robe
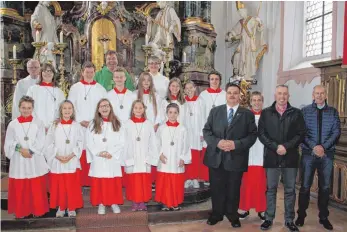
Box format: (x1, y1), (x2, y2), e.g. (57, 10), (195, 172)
(80, 80), (96, 85)
(40, 82), (53, 87)
(102, 117), (110, 122)
(166, 121), (179, 127)
(207, 88), (222, 93)
(170, 95), (178, 100)
(17, 115), (33, 123)
(185, 96), (198, 101)
(114, 87), (127, 94)
(251, 109), (262, 115)
(61, 119), (73, 124)
(143, 89), (150, 94)
(131, 116), (146, 123)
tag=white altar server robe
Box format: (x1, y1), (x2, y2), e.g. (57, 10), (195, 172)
(68, 81), (107, 123)
(183, 97), (206, 150)
(26, 85), (65, 128)
(248, 114), (264, 166)
(4, 117), (49, 179)
(44, 121), (84, 173)
(156, 123), (191, 174)
(123, 119), (159, 174)
(85, 121), (125, 178)
(107, 88), (136, 124)
(12, 75), (39, 120)
(151, 72), (169, 100)
(160, 100), (186, 124)
(132, 90), (162, 125)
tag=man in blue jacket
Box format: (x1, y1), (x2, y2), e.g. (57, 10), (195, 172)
(295, 85), (341, 230)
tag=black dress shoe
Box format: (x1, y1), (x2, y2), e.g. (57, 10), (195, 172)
(295, 216), (305, 227)
(238, 211), (249, 220)
(319, 219), (333, 230)
(258, 212), (265, 221)
(260, 220), (273, 230)
(231, 219), (241, 228)
(285, 222), (299, 232)
(206, 216), (223, 225)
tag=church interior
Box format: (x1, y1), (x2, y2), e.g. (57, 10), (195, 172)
(1, 1), (347, 231)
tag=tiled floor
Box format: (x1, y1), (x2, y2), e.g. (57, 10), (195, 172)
(149, 187), (347, 232)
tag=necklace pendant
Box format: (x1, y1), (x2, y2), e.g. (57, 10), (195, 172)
(84, 97), (87, 100)
(120, 105), (124, 109)
(190, 112), (193, 116)
(24, 136), (29, 141)
(212, 104), (216, 108)
(54, 97), (56, 101)
(136, 137), (141, 141)
(102, 138), (107, 142)
(170, 141), (174, 146)
(66, 139), (70, 144)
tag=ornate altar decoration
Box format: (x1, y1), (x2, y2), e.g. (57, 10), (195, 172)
(226, 1), (268, 83)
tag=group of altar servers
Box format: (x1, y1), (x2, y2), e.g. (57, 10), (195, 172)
(5, 56), (266, 219)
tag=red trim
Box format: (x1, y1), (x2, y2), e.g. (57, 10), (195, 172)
(60, 119), (73, 124)
(185, 96), (198, 101)
(251, 109), (262, 115)
(80, 80), (96, 85)
(343, 1), (347, 66)
(39, 82), (53, 87)
(17, 115), (33, 123)
(131, 117), (146, 123)
(114, 87), (127, 94)
(143, 89), (150, 94)
(206, 88), (222, 93)
(170, 95), (178, 100)
(102, 118), (110, 122)
(155, 172), (185, 208)
(166, 121), (179, 127)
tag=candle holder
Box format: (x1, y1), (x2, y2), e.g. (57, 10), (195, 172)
(142, 45), (152, 72)
(181, 62), (191, 85)
(9, 59), (22, 84)
(31, 41), (46, 60)
(162, 46), (173, 78)
(55, 42), (68, 95)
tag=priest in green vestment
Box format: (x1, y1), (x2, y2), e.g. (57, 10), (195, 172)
(94, 50), (135, 91)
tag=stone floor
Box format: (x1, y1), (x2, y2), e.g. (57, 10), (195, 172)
(149, 187), (347, 232)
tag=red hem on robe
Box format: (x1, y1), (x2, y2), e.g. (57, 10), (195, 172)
(8, 175), (49, 218)
(121, 167), (127, 187)
(151, 166), (157, 183)
(90, 177), (124, 206)
(200, 147), (209, 181)
(80, 150), (91, 186)
(49, 170), (83, 211)
(239, 166), (267, 212)
(126, 173), (152, 203)
(185, 149), (201, 179)
(155, 172), (185, 208)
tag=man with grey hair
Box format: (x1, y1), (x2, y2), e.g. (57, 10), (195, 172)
(12, 59), (41, 120)
(295, 85), (340, 230)
(258, 85), (306, 232)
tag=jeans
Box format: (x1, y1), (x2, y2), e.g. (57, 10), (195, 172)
(297, 153), (333, 220)
(265, 168), (298, 223)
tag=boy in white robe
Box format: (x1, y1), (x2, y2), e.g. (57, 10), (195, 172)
(68, 62), (107, 186)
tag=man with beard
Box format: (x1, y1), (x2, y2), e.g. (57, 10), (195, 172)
(203, 83), (257, 228)
(94, 50), (135, 91)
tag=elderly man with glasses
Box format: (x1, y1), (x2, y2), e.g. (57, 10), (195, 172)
(11, 59), (41, 120)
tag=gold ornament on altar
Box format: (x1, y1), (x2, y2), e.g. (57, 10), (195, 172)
(96, 1), (114, 16)
(236, 1), (245, 10)
(80, 35), (87, 46)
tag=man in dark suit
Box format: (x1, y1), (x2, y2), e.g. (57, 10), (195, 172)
(203, 83), (257, 228)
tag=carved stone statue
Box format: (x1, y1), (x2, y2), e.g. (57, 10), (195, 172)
(31, 1), (60, 43)
(146, 1), (181, 62)
(225, 5), (267, 81)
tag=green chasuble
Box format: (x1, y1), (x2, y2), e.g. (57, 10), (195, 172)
(94, 66), (135, 91)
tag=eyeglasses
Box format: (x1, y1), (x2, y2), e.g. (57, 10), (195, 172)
(43, 70), (53, 73)
(99, 104), (110, 109)
(149, 62), (159, 65)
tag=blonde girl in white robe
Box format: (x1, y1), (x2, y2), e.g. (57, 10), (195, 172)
(26, 62), (65, 131)
(155, 103), (191, 211)
(86, 98), (124, 215)
(5, 96), (49, 218)
(124, 100), (159, 211)
(45, 100), (84, 217)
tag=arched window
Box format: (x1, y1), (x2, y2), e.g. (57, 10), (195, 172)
(305, 1), (333, 57)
